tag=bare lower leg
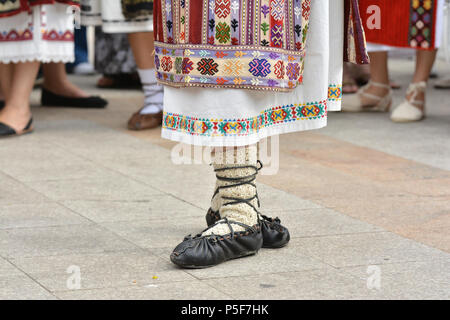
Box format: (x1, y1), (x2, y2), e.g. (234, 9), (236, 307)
(127, 32), (155, 69)
(0, 63), (13, 102)
(360, 51), (391, 103)
(42, 62), (88, 98)
(0, 61), (40, 131)
(413, 50), (437, 83)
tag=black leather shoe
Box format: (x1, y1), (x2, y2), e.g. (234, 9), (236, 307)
(0, 100), (4, 110)
(0, 118), (33, 138)
(41, 88), (108, 109)
(206, 210), (290, 249)
(171, 219), (263, 269)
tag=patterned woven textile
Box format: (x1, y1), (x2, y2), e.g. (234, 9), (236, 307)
(121, 0), (153, 19)
(153, 0), (313, 92)
(344, 0), (369, 64)
(153, 0), (367, 92)
(359, 0), (442, 50)
(0, 0), (79, 18)
(0, 3), (75, 63)
(161, 0), (346, 146)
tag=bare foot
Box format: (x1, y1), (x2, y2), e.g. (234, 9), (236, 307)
(43, 79), (89, 98)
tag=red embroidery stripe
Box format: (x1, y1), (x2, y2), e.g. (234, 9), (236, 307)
(189, 0), (203, 44)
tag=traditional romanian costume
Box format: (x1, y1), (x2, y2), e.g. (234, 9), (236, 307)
(0, 0), (79, 64)
(154, 0), (368, 147)
(152, 0), (369, 268)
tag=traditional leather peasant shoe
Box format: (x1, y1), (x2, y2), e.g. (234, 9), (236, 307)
(0, 118), (33, 138)
(170, 219), (263, 269)
(41, 88), (108, 109)
(206, 209), (290, 249)
(127, 109), (163, 130)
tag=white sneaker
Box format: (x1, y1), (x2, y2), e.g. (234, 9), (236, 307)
(73, 62), (96, 75)
(342, 81), (392, 112)
(390, 82), (426, 123)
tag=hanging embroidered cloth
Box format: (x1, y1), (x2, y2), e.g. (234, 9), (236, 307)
(359, 0), (441, 50)
(0, 0), (79, 18)
(344, 0), (370, 64)
(121, 0), (153, 19)
(153, 0), (368, 92)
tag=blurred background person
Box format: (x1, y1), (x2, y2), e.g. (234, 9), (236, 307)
(82, 0), (163, 131)
(343, 0), (445, 122)
(66, 26), (96, 75)
(0, 1), (91, 138)
(94, 30), (141, 89)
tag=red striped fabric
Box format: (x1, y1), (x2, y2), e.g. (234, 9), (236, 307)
(359, 0), (438, 50)
(188, 0), (203, 44)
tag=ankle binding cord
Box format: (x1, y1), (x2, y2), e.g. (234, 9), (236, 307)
(213, 161), (263, 213)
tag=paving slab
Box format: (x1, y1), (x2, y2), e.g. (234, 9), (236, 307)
(204, 267), (387, 300)
(0, 224), (140, 259)
(0, 275), (56, 300)
(61, 196), (204, 223)
(265, 208), (383, 238)
(24, 174), (163, 202)
(0, 257), (23, 277)
(54, 280), (231, 300)
(295, 232), (448, 268)
(0, 202), (90, 229)
(100, 217), (207, 249)
(0, 172), (48, 206)
(340, 260), (450, 300)
(10, 251), (195, 292)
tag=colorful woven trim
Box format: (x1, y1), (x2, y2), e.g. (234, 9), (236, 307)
(408, 0), (437, 49)
(163, 99), (327, 137)
(328, 84), (342, 101)
(0, 28), (74, 42)
(155, 43), (305, 91)
(153, 0), (312, 91)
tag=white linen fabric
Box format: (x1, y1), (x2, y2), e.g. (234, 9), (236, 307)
(81, 0), (153, 33)
(162, 0), (344, 147)
(0, 4), (75, 64)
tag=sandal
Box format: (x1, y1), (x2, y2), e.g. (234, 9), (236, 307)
(0, 118), (33, 138)
(342, 81), (392, 112)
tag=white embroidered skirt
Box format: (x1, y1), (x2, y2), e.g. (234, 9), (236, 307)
(81, 0), (153, 33)
(162, 0), (344, 147)
(0, 4), (75, 64)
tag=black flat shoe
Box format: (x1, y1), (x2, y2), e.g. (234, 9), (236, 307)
(0, 118), (33, 138)
(171, 219), (263, 269)
(41, 88), (108, 109)
(0, 100), (4, 110)
(206, 209), (290, 249)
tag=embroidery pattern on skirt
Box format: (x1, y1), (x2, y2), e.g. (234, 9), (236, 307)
(328, 84), (342, 101)
(154, 0), (312, 91)
(162, 99), (327, 137)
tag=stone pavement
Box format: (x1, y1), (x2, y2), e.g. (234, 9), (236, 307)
(0, 58), (449, 300)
